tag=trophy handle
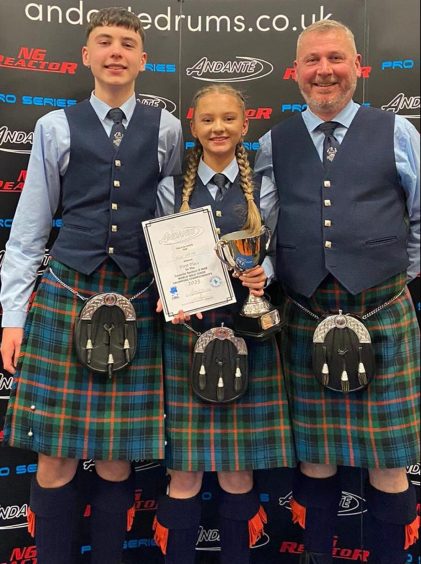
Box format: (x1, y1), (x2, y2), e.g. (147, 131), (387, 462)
(215, 240), (235, 269)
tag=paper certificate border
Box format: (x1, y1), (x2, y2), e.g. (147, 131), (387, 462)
(142, 206), (236, 321)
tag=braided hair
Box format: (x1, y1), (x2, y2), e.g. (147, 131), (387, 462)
(180, 84), (262, 236)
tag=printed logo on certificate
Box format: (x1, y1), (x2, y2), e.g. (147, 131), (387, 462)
(142, 206), (236, 321)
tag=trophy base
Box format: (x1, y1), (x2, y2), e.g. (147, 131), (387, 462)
(233, 307), (284, 340)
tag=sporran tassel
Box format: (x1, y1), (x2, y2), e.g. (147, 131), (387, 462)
(199, 360), (206, 390)
(358, 346), (368, 386)
(341, 366), (350, 393)
(322, 345), (329, 386)
(217, 376), (225, 402)
(234, 357), (242, 392)
(107, 353), (114, 379)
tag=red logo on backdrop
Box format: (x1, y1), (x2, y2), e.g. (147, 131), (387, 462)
(0, 47), (78, 74)
(282, 66), (372, 79)
(0, 169), (26, 193)
(8, 545), (37, 563)
(186, 107), (273, 120)
(280, 536), (370, 561)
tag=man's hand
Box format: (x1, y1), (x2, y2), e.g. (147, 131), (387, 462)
(1, 327), (24, 374)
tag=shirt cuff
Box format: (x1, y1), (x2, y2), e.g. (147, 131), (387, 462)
(1, 311), (28, 328)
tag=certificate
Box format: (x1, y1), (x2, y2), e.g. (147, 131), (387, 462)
(142, 206), (236, 321)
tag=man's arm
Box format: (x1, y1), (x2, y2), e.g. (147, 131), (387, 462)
(394, 116), (420, 281)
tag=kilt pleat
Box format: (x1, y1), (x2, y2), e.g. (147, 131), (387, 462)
(3, 259), (165, 461)
(280, 273), (420, 468)
(163, 309), (296, 472)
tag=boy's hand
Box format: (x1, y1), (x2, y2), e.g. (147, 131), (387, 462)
(1, 327), (24, 374)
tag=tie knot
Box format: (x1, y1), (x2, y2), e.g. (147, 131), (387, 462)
(108, 107), (125, 124)
(318, 121), (339, 137)
(212, 173), (228, 190)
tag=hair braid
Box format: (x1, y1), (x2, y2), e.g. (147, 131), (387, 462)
(236, 144), (262, 235)
(180, 144), (203, 212)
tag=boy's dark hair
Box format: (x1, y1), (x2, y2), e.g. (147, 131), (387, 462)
(86, 7), (145, 43)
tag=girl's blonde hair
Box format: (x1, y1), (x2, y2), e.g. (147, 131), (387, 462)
(180, 84), (262, 235)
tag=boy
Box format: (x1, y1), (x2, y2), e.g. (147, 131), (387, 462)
(0, 7), (182, 564)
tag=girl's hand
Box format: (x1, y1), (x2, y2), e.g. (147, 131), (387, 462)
(157, 300), (203, 324)
(238, 265), (266, 297)
(171, 310), (203, 325)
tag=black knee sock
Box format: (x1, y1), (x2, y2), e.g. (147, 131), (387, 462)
(29, 475), (80, 564)
(89, 472), (135, 564)
(366, 482), (420, 564)
(218, 489), (267, 564)
(291, 468), (341, 558)
(154, 494), (202, 564)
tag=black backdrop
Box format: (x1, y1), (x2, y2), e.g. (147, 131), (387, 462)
(0, 1), (419, 562)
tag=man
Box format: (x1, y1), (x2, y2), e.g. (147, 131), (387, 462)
(255, 19), (420, 564)
(0, 7), (182, 563)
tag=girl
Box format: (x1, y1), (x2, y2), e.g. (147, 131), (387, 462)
(153, 84), (296, 563)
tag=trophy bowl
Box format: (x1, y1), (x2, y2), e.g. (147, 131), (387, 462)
(215, 226), (283, 340)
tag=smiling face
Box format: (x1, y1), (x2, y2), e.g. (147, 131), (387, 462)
(190, 92), (249, 170)
(294, 28), (362, 120)
(82, 25), (146, 104)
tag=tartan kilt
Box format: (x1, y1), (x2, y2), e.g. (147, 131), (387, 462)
(163, 309), (296, 472)
(279, 273), (420, 469)
(3, 259), (165, 461)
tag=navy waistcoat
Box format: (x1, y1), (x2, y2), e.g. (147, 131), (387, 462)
(51, 100), (161, 278)
(174, 173), (263, 309)
(271, 106), (409, 297)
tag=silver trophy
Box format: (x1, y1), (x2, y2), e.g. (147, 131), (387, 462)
(215, 226), (282, 339)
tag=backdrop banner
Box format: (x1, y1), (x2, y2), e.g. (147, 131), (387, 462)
(0, 1), (419, 562)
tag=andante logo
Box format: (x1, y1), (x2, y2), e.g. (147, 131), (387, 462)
(137, 94), (177, 114)
(0, 504), (28, 530)
(0, 372), (13, 400)
(159, 226), (204, 245)
(407, 463), (420, 486)
(0, 47), (78, 74)
(195, 526), (269, 551)
(381, 93), (420, 119)
(186, 56), (273, 82)
(0, 126), (33, 154)
(0, 374), (13, 391)
(279, 490), (366, 516)
(133, 459), (161, 472)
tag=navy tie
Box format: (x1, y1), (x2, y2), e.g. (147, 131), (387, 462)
(318, 121), (340, 168)
(108, 107), (126, 150)
(213, 173), (228, 202)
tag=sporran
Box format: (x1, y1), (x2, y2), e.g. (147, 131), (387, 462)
(190, 325), (248, 403)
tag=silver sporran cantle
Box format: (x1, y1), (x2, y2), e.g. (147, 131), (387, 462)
(215, 226), (283, 339)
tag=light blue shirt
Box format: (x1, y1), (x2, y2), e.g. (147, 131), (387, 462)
(1, 93), (184, 327)
(255, 100), (420, 282)
(156, 157), (279, 282)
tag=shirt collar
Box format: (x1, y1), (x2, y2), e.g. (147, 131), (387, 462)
(302, 100), (360, 132)
(198, 157), (239, 186)
(89, 92), (137, 124)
